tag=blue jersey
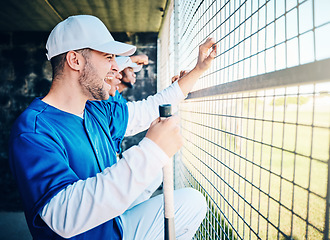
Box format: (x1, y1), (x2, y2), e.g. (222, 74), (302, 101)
(109, 90), (128, 104)
(107, 91), (127, 153)
(8, 97), (128, 240)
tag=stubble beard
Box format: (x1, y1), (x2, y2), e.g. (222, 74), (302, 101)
(79, 61), (108, 101)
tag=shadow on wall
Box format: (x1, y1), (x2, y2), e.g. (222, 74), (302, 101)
(0, 32), (51, 211)
(0, 212), (32, 240)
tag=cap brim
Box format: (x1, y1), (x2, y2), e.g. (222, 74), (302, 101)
(131, 63), (143, 72)
(116, 57), (131, 71)
(93, 40), (136, 56)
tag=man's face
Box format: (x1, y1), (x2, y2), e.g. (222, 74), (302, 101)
(105, 57), (122, 96)
(122, 67), (136, 85)
(78, 50), (114, 101)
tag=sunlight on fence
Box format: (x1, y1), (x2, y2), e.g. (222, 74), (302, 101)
(157, 0), (330, 239)
(178, 82), (329, 239)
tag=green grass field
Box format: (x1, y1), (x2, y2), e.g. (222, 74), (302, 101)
(180, 94), (329, 240)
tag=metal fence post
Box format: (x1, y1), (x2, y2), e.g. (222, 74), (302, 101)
(173, 0), (180, 189)
(325, 147), (330, 240)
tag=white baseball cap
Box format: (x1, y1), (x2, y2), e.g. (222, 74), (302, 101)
(116, 56), (143, 72)
(46, 15), (136, 60)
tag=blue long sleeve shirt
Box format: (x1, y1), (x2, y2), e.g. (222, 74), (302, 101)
(9, 98), (128, 240)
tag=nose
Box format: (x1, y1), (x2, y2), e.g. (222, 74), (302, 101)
(118, 72), (122, 79)
(116, 72), (122, 80)
(112, 60), (119, 72)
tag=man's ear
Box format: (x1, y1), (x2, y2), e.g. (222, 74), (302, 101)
(66, 51), (84, 71)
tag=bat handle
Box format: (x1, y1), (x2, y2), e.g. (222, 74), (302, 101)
(159, 104), (175, 240)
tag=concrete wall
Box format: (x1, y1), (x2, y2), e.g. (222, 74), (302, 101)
(0, 32), (51, 211)
(0, 31), (157, 211)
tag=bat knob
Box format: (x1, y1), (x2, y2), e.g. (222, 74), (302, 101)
(159, 104), (172, 118)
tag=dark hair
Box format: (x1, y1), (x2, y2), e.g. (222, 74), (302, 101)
(50, 49), (91, 80)
(50, 52), (67, 79)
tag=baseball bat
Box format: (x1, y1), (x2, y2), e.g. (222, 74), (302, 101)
(159, 104), (175, 240)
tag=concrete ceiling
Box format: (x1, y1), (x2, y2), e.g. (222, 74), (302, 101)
(0, 0), (168, 33)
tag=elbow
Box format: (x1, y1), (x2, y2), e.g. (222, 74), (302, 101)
(48, 221), (83, 239)
(55, 231), (74, 239)
(41, 216), (77, 239)
(40, 202), (81, 239)
(59, 231), (77, 239)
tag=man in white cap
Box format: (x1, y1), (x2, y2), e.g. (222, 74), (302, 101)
(9, 15), (217, 240)
(104, 55), (147, 102)
(116, 55), (148, 92)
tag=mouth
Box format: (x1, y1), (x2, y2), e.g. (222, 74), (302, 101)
(104, 75), (114, 82)
(104, 77), (112, 90)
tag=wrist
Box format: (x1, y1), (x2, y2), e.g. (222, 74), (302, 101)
(191, 65), (205, 77)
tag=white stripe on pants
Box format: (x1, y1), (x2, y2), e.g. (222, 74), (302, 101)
(118, 188), (207, 240)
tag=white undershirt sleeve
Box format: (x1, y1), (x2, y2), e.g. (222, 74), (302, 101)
(125, 81), (186, 136)
(39, 138), (169, 238)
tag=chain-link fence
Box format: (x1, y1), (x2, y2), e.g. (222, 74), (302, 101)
(158, 0), (330, 239)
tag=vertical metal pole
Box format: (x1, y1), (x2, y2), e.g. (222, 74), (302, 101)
(157, 38), (161, 93)
(324, 144), (330, 240)
(173, 0), (180, 188)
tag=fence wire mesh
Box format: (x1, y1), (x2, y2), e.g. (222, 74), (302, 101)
(157, 0), (330, 239)
(179, 83), (329, 239)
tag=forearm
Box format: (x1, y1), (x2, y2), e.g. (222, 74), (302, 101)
(40, 138), (168, 238)
(177, 66), (205, 96)
(130, 54), (148, 65)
